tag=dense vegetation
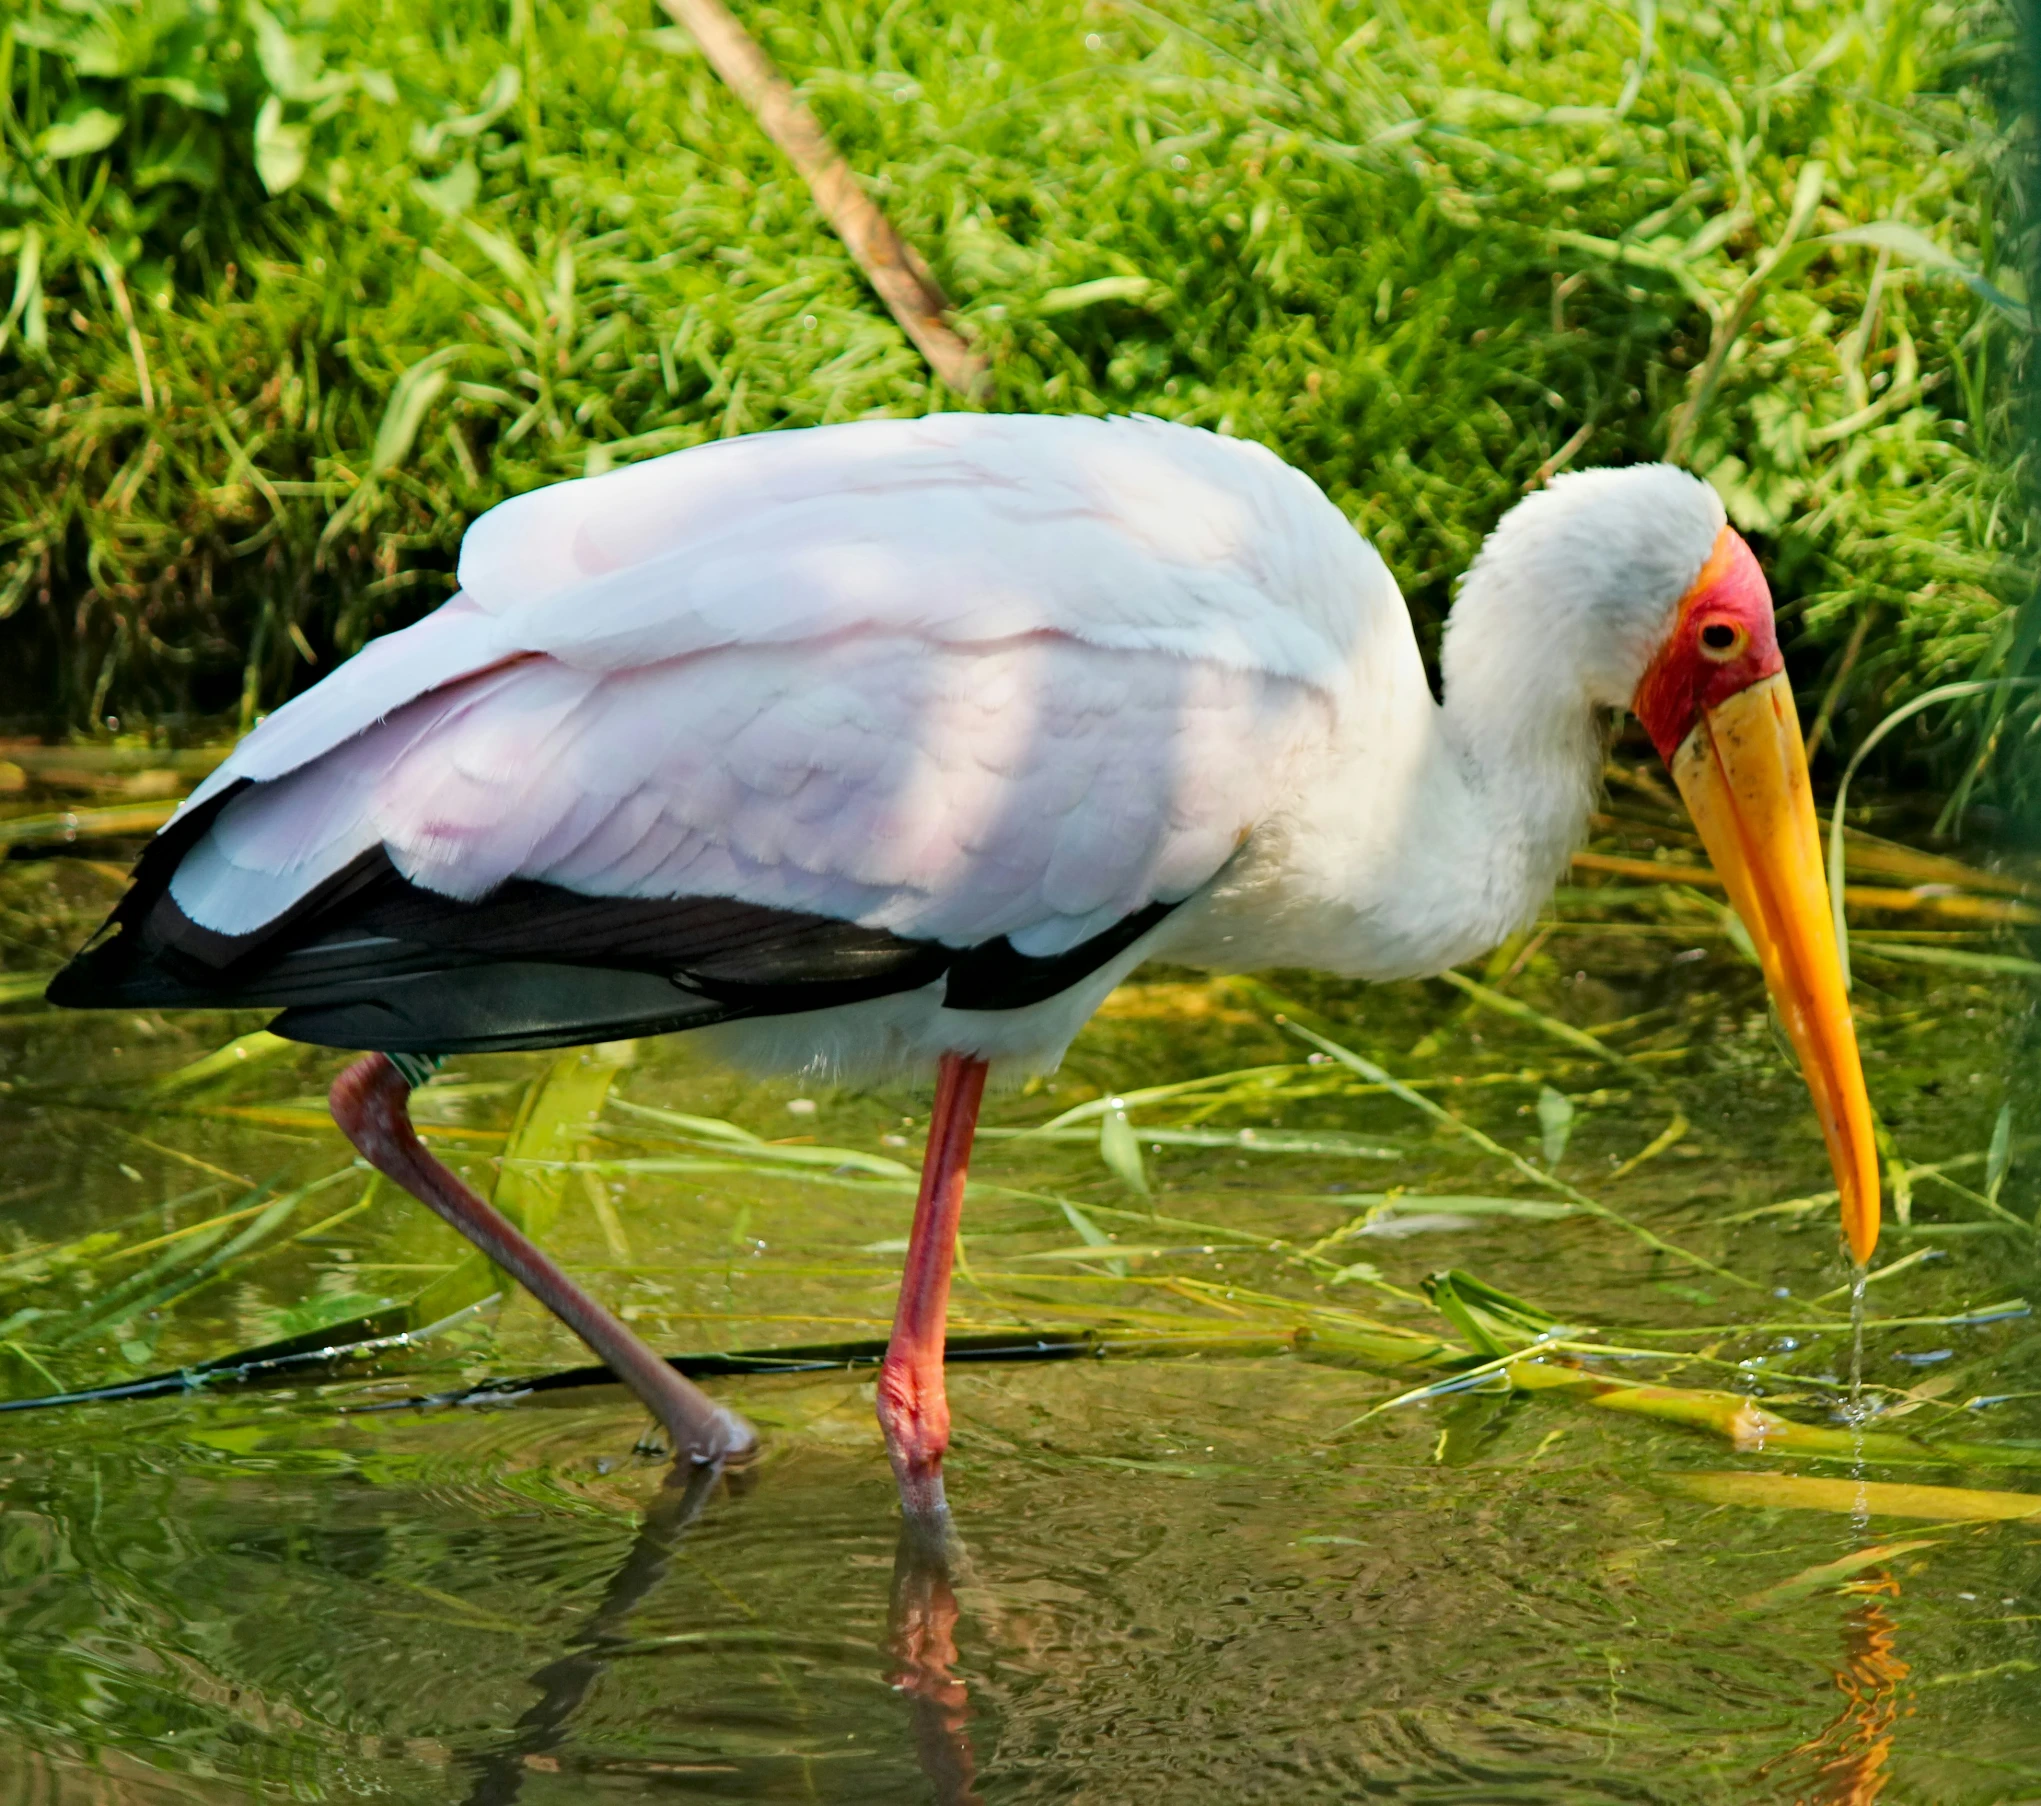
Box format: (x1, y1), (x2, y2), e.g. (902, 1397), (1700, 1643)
(0, 0), (2030, 799)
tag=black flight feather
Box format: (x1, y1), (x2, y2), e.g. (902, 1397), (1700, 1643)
(48, 809), (1177, 1053)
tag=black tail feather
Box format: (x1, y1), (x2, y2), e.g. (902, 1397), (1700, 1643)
(48, 783), (1178, 1052)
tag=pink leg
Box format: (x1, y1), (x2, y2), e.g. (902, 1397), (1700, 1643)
(878, 1051), (988, 1521)
(330, 1054), (755, 1466)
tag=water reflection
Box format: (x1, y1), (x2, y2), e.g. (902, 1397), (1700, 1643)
(459, 1458), (734, 1805)
(1760, 1568), (1912, 1806)
(887, 1516), (985, 1806)
(448, 1458), (986, 1806)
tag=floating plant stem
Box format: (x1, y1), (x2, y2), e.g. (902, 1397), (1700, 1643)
(1670, 1471), (2041, 1522)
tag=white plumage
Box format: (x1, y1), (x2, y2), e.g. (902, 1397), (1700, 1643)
(62, 410), (1888, 1492)
(164, 412), (1724, 1081)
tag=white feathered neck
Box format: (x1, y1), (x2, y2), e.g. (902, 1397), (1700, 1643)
(1176, 464), (1727, 980)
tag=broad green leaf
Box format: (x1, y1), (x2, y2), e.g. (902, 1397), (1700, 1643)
(1423, 1269), (1559, 1358)
(1099, 1107), (1151, 1196)
(0, 225), (44, 359)
(370, 346), (465, 473)
(413, 160), (480, 218)
(135, 73), (229, 114)
(1536, 1085), (1574, 1167)
(459, 219), (538, 293)
(1987, 1104), (2013, 1204)
(244, 0), (325, 100)
(412, 65), (522, 157)
(18, 13), (147, 78)
(40, 107), (125, 160)
(135, 123), (224, 192)
(253, 97), (308, 194)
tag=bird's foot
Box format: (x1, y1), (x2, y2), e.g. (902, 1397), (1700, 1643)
(699, 1404), (761, 1468)
(638, 1403), (759, 1481)
(892, 1457), (950, 1526)
(878, 1354), (951, 1522)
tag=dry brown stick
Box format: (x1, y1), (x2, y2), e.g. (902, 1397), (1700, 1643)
(657, 0), (988, 399)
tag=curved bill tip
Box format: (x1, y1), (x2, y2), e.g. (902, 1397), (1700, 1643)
(1668, 671), (1881, 1266)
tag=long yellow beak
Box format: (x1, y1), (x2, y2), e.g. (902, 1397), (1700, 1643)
(1669, 671), (1881, 1265)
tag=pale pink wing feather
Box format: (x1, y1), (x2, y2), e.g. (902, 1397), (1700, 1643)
(167, 414), (1399, 951)
(175, 634), (1318, 953)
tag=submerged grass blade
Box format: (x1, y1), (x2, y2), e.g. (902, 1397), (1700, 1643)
(980, 1124), (1401, 1158)
(606, 1098), (767, 1143)
(1097, 1107), (1151, 1197)
(1042, 1194), (1432, 1306)
(1508, 1358), (2041, 1467)
(1438, 969), (1666, 1089)
(1246, 988), (1758, 1289)
(146, 1031), (297, 1096)
(1016, 1065), (1309, 1133)
(1736, 1540), (1943, 1613)
(1852, 943), (2041, 980)
(44, 1171), (355, 1352)
(1670, 1471), (2041, 1522)
(409, 1050), (632, 1325)
(1054, 1198), (1128, 1277)
(597, 1106), (914, 1177)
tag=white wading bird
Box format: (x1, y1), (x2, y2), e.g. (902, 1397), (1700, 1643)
(51, 413), (1879, 1520)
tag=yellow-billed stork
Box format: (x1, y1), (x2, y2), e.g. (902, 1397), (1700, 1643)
(49, 413), (1878, 1520)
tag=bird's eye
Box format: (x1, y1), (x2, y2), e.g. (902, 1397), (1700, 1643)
(1698, 620), (1744, 660)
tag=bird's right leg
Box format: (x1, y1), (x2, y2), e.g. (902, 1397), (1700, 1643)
(329, 1052), (755, 1467)
(877, 1050), (989, 1522)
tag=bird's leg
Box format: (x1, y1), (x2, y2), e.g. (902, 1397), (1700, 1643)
(878, 1050), (989, 1522)
(329, 1053), (755, 1466)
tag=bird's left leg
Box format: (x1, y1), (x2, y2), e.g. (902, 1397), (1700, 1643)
(329, 1052), (756, 1467)
(877, 1050), (989, 1522)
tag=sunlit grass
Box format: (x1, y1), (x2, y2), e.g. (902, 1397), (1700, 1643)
(1, 0), (2030, 798)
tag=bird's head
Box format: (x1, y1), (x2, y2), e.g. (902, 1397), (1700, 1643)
(1463, 466), (1879, 1265)
(1638, 516), (1879, 1266)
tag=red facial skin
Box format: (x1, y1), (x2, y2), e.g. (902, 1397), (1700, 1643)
(1631, 526), (1783, 762)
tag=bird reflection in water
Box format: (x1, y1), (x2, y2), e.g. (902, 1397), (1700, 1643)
(888, 1516), (987, 1806)
(458, 1459), (729, 1806)
(457, 1462), (985, 1806)
(1757, 1568), (1913, 1805)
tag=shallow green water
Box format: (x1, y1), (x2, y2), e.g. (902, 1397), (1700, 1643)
(0, 809), (2037, 1803)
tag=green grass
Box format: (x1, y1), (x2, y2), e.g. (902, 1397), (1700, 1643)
(0, 0), (2031, 792)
